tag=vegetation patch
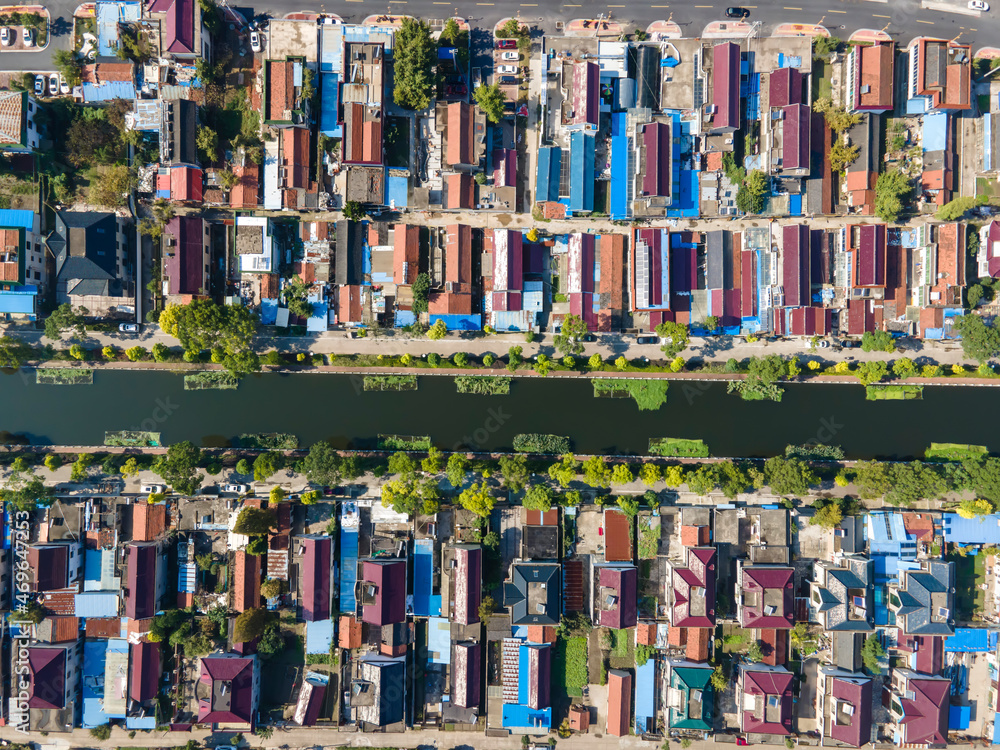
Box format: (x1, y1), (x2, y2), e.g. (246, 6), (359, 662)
(363, 374), (418, 391)
(866, 384), (924, 400)
(638, 516), (660, 559)
(553, 636), (588, 699)
(454, 375), (511, 395)
(378, 434), (432, 451)
(36, 368), (93, 385)
(237, 433), (298, 450)
(184, 371), (239, 390)
(648, 437), (710, 458)
(925, 443), (988, 461)
(592, 378), (669, 411)
(104, 430), (161, 447)
(513, 434), (572, 454)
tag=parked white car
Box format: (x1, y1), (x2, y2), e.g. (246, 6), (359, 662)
(22, 27), (33, 47)
(497, 64), (518, 75)
(501, 50), (519, 61)
(223, 483), (250, 494)
(48, 73), (59, 96)
(250, 31), (262, 52)
(969, 0), (989, 10)
(59, 75), (69, 94)
(0, 28), (12, 47)
(141, 484), (165, 494)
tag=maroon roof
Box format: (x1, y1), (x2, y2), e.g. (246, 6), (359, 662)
(572, 62), (600, 128)
(986, 221), (1000, 278)
(847, 298), (875, 335)
(493, 148), (517, 187)
(452, 641), (481, 709)
(28, 545), (68, 592)
(741, 249), (757, 317)
(28, 647), (66, 709)
(741, 669), (794, 735)
(782, 224), (810, 307)
(898, 676), (949, 745)
(829, 676), (872, 747)
(788, 306), (832, 336)
(452, 545), (481, 626)
(295, 676), (326, 726)
(671, 547), (716, 628)
(740, 566), (795, 629)
(126, 543), (158, 620)
(492, 229), (523, 291)
(130, 641), (161, 703)
(526, 643), (551, 710)
(361, 559), (406, 626)
(198, 655), (257, 727)
(636, 228), (665, 308)
(641, 123), (671, 197)
(149, 0), (195, 55)
(301, 536), (331, 622)
(856, 224), (887, 287)
(598, 565), (637, 630)
(568, 232), (595, 295)
(712, 43), (741, 131)
(769, 67), (802, 108)
(563, 559), (584, 612)
(164, 216), (206, 295)
(782, 104), (811, 171)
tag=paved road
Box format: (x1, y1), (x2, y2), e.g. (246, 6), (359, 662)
(0, 1), (75, 74)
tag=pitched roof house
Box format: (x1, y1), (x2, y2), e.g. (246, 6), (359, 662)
(739, 666), (794, 735)
(888, 670), (949, 746)
(125, 543), (162, 621)
(907, 38), (971, 111)
(595, 564), (637, 630)
(148, 0), (204, 58)
(353, 655), (406, 728)
(504, 562), (561, 625)
(818, 669), (873, 747)
(450, 544), (482, 626)
(810, 556), (875, 632)
(711, 42), (741, 132)
(197, 653), (260, 730)
(670, 547), (717, 629)
(667, 662), (714, 731)
(888, 560), (955, 636)
(300, 535), (332, 622)
(452, 641), (481, 709)
(847, 42), (894, 113)
(163, 216), (209, 297)
(233, 549), (261, 614)
(738, 565), (795, 629)
(47, 211), (132, 316)
(607, 669), (632, 737)
(360, 558), (407, 626)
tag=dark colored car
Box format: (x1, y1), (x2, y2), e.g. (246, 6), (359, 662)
(841, 340), (858, 348)
(726, 6), (751, 17)
(496, 39), (517, 48)
(636, 335), (658, 344)
(498, 76), (518, 85)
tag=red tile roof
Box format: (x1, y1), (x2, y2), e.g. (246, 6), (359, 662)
(603, 509), (633, 562)
(760, 628), (787, 666)
(282, 128), (310, 189)
(233, 550), (261, 613)
(606, 669), (632, 737)
(81, 62), (135, 83)
(134, 502), (167, 542)
(856, 43), (894, 111)
(446, 172), (474, 209)
(267, 61), (296, 122)
(394, 224), (420, 286)
(338, 284), (363, 323)
(447, 102), (474, 166)
(685, 627), (711, 662)
(339, 615), (362, 649)
(231, 164), (259, 208)
(86, 618), (121, 638)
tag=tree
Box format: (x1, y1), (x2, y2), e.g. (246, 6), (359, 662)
(893, 357), (918, 379)
(829, 139), (860, 173)
(887, 462), (946, 506)
(45, 454), (63, 472)
(427, 319), (447, 340)
(159, 299), (258, 359)
(861, 330), (895, 353)
(446, 453), (468, 487)
(233, 607), (272, 643)
(588, 353), (603, 369)
(811, 500), (844, 529)
(233, 506), (277, 536)
(729, 354), (787, 402)
(0, 336), (32, 369)
(261, 579), (285, 600)
(640, 463), (661, 487)
(936, 195), (987, 221)
(582, 456), (611, 488)
(90, 164), (136, 208)
(422, 446), (444, 474)
(44, 303), (86, 340)
(269, 486), (285, 504)
(153, 440), (202, 495)
(499, 454), (529, 492)
(611, 464), (634, 485)
(710, 665), (728, 691)
(236, 458), (251, 475)
(151, 343), (170, 362)
(790, 622), (818, 656)
(523, 484), (553, 511)
(90, 724), (112, 740)
(69, 344), (87, 360)
(303, 441), (339, 486)
(861, 634), (885, 674)
(473, 82), (507, 123)
(856, 360), (888, 386)
(958, 498), (995, 519)
(812, 97), (860, 133)
(736, 169), (768, 214)
(655, 321), (689, 358)
(478, 594), (497, 624)
(283, 274), (315, 319)
(548, 453), (578, 487)
(764, 457), (817, 496)
(408, 271), (431, 315)
(197, 125), (219, 161)
(746, 641), (764, 663)
(704, 315), (719, 333)
(853, 460), (892, 499)
(953, 314), (1000, 363)
(553, 314), (588, 355)
(343, 200), (366, 221)
(458, 482), (496, 517)
(875, 169), (911, 223)
(53, 49), (83, 86)
(507, 345), (523, 372)
(812, 35), (840, 57)
(253, 452), (282, 481)
(393, 18), (436, 109)
(0, 472), (53, 511)
(300, 490), (320, 505)
(388, 451), (417, 478)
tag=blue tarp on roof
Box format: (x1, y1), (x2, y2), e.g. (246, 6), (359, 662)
(413, 538), (441, 617)
(82, 81), (137, 102)
(126, 715), (157, 730)
(569, 131), (595, 214)
(339, 518), (358, 612)
(395, 309), (417, 327)
(789, 194), (802, 216)
(951, 705), (971, 730)
(610, 133), (630, 220)
(387, 173), (408, 208)
(634, 659), (656, 734)
(945, 628), (999, 652)
(320, 72), (342, 137)
(430, 313), (482, 331)
(0, 286), (36, 315)
(305, 618), (334, 654)
(307, 301), (328, 333)
(943, 513), (1000, 544)
(82, 639), (109, 727)
(260, 299), (278, 325)
(536, 146), (561, 202)
(502, 704), (551, 730)
(438, 46), (457, 61)
(923, 112), (949, 152)
(427, 616), (451, 664)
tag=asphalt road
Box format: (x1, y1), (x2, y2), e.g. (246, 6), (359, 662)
(0, 0), (75, 74)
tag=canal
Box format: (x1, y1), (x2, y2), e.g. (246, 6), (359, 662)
(0, 370), (990, 459)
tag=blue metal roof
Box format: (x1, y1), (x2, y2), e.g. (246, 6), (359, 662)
(502, 703), (551, 730)
(634, 659), (656, 734)
(339, 521), (358, 613)
(923, 112), (949, 152)
(610, 133), (630, 220)
(430, 313), (482, 331)
(394, 309), (417, 327)
(413, 538), (442, 617)
(867, 512), (918, 556)
(319, 73), (342, 137)
(945, 628), (999, 652)
(82, 639), (109, 727)
(96, 0), (140, 58)
(0, 209), (34, 230)
(260, 299), (278, 326)
(387, 173), (408, 208)
(950, 704), (971, 730)
(75, 592), (119, 618)
(943, 513), (1000, 544)
(307, 302), (328, 332)
(82, 81), (137, 102)
(569, 131), (595, 213)
(0, 286), (35, 315)
(305, 618), (334, 654)
(536, 146), (561, 203)
(427, 616), (451, 664)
